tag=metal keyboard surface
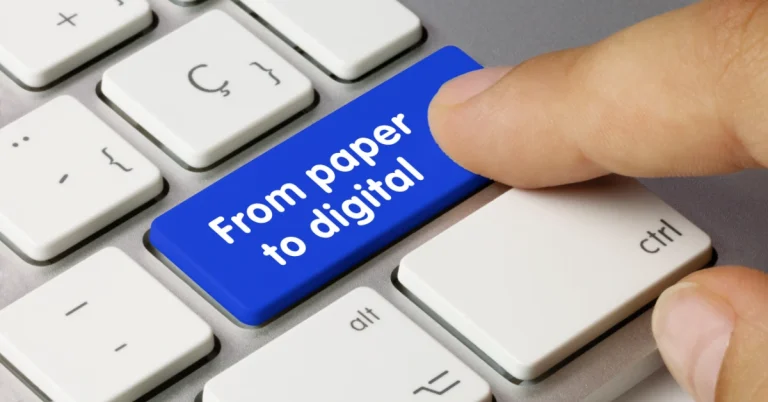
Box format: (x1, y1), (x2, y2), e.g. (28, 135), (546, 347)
(5, 1), (768, 401)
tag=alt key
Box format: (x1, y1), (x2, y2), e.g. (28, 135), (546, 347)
(203, 287), (492, 402)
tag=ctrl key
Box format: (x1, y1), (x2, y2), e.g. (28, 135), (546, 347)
(203, 288), (492, 402)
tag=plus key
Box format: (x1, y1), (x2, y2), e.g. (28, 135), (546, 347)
(0, 0), (153, 88)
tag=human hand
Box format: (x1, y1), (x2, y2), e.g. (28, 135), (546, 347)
(428, 1), (768, 401)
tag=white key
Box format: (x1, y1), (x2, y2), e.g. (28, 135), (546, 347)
(204, 288), (492, 402)
(240, 0), (422, 80)
(0, 248), (215, 402)
(103, 10), (314, 169)
(0, 0), (152, 88)
(398, 177), (713, 381)
(0, 96), (163, 261)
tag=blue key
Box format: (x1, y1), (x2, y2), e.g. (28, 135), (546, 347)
(150, 46), (490, 326)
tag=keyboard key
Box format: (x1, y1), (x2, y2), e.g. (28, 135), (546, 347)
(103, 10), (314, 169)
(240, 0), (422, 80)
(204, 287), (492, 402)
(150, 46), (489, 326)
(398, 177), (713, 381)
(0, 248), (215, 402)
(0, 96), (163, 261)
(0, 0), (152, 88)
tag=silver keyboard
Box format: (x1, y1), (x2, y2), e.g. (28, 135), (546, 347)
(3, 1), (764, 401)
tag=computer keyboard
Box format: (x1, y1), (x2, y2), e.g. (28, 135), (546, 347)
(0, 1), (724, 401)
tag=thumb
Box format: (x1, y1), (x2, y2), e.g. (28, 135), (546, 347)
(653, 267), (768, 402)
(428, 0), (768, 188)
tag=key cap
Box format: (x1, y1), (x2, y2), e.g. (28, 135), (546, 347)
(0, 248), (215, 402)
(240, 0), (422, 80)
(149, 46), (489, 326)
(0, 96), (163, 262)
(103, 10), (314, 169)
(203, 287), (491, 402)
(398, 176), (713, 381)
(0, 0), (152, 88)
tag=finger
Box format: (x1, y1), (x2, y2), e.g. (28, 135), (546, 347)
(653, 266), (768, 402)
(429, 0), (768, 188)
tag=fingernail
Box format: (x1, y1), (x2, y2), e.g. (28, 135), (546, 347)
(433, 66), (513, 105)
(653, 282), (736, 402)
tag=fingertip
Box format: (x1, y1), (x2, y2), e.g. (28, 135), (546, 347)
(431, 66), (514, 107)
(428, 67), (513, 169)
(427, 100), (486, 183)
(427, 49), (610, 189)
(428, 68), (512, 184)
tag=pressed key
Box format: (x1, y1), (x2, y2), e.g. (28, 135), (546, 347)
(103, 10), (314, 169)
(0, 96), (163, 261)
(204, 287), (492, 402)
(0, 248), (215, 402)
(398, 176), (713, 381)
(150, 46), (489, 326)
(239, 0), (423, 80)
(0, 0), (153, 88)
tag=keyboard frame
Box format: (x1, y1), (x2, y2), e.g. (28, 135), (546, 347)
(4, 0), (765, 401)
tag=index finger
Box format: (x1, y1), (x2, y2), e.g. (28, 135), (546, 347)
(428, 0), (768, 189)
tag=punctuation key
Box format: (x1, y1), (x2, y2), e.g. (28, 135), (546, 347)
(149, 46), (490, 326)
(0, 96), (162, 261)
(0, 248), (214, 402)
(102, 11), (314, 169)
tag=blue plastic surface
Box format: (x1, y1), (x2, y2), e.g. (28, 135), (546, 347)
(150, 46), (490, 326)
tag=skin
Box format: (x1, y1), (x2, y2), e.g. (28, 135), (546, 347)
(428, 1), (768, 401)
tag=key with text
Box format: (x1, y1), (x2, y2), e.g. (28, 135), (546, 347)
(203, 288), (492, 401)
(149, 46), (490, 326)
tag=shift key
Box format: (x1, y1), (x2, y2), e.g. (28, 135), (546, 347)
(149, 46), (490, 326)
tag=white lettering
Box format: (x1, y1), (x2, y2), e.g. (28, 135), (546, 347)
(262, 243), (286, 265)
(306, 164), (336, 193)
(281, 237), (306, 257)
(373, 125), (400, 145)
(265, 183), (307, 212)
(397, 157), (424, 181)
(391, 113), (411, 134)
(310, 209), (341, 239)
(385, 169), (415, 193)
(247, 203), (273, 224)
(349, 137), (379, 167)
(330, 150), (361, 172)
(209, 217), (235, 244)
(342, 196), (375, 226)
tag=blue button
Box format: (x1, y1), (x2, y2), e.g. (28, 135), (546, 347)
(150, 46), (490, 326)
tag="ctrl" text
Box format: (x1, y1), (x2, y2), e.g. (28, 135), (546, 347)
(640, 219), (683, 254)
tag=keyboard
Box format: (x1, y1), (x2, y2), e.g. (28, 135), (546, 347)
(1, 1), (750, 401)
